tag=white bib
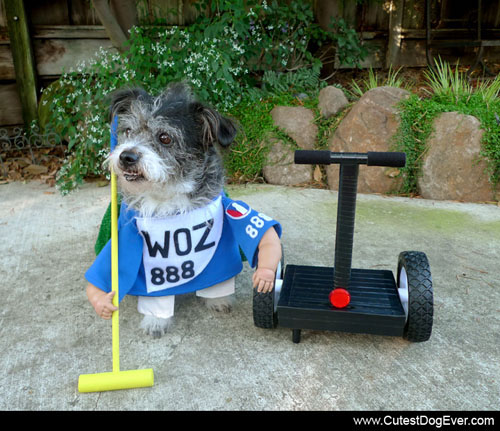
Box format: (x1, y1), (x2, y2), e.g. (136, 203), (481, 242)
(136, 196), (224, 293)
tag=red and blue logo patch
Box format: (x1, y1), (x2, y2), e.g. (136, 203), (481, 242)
(225, 201), (251, 220)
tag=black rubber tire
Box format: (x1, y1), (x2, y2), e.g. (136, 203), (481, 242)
(252, 246), (284, 329)
(253, 289), (278, 328)
(397, 251), (434, 342)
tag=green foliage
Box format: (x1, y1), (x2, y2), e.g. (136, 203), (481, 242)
(192, 0), (327, 73)
(393, 62), (500, 196)
(349, 66), (406, 98)
(423, 57), (472, 103)
(392, 95), (443, 195)
(245, 61), (325, 100)
(44, 0), (344, 194)
(222, 98), (276, 182)
(328, 17), (369, 68)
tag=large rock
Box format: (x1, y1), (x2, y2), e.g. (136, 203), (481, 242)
(263, 140), (312, 185)
(270, 106), (317, 150)
(318, 85), (349, 118)
(327, 86), (410, 193)
(418, 112), (495, 202)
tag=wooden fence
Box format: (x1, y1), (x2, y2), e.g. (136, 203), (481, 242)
(1, 0), (500, 129)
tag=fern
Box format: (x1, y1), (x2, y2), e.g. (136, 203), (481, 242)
(262, 63), (323, 95)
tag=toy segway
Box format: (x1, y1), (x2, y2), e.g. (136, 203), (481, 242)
(253, 150), (433, 343)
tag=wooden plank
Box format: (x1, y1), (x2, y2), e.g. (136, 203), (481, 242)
(32, 25), (108, 39)
(0, 83), (23, 125)
(141, 0), (183, 25)
(0, 0), (7, 28)
(182, 0), (201, 25)
(33, 38), (116, 77)
(0, 38), (115, 80)
(25, 0), (69, 25)
(402, 0), (425, 30)
(69, 0), (100, 25)
(361, 0), (389, 31)
(342, 0), (358, 27)
(386, 0), (404, 68)
(0, 25), (108, 43)
(110, 0), (138, 33)
(0, 43), (14, 79)
(402, 28), (500, 38)
(4, 0), (38, 126)
(314, 0), (342, 31)
(4, 24), (494, 45)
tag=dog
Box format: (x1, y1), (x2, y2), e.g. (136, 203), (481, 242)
(85, 83), (282, 337)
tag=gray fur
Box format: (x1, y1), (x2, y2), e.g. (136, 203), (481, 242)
(107, 82), (237, 217)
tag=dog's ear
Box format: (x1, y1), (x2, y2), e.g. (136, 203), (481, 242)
(193, 103), (238, 148)
(161, 81), (194, 104)
(109, 87), (151, 122)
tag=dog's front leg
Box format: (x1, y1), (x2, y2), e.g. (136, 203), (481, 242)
(140, 315), (173, 338)
(137, 295), (175, 338)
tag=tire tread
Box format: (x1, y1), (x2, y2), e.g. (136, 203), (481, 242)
(398, 251), (434, 342)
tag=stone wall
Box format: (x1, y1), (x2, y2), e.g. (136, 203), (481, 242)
(262, 86), (497, 203)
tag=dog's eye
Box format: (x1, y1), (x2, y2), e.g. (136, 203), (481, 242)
(125, 128), (131, 137)
(159, 133), (171, 145)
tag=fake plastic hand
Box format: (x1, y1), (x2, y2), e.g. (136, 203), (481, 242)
(86, 283), (118, 320)
(252, 267), (275, 293)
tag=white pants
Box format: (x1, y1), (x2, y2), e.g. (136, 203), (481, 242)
(137, 277), (235, 319)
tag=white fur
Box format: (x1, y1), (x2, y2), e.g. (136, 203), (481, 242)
(140, 315), (173, 338)
(107, 142), (201, 217)
(202, 295), (235, 313)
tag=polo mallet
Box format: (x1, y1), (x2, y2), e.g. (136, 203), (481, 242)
(78, 118), (154, 392)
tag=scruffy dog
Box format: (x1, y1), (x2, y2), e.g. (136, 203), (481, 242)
(85, 83), (282, 337)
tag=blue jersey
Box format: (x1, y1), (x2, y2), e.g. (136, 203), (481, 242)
(85, 193), (281, 302)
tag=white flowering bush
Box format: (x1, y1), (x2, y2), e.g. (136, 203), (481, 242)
(44, 0), (359, 193)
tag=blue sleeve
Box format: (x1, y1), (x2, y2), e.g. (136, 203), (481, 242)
(222, 197), (281, 268)
(85, 202), (144, 303)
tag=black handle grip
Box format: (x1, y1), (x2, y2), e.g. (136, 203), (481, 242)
(367, 151), (406, 167)
(294, 150), (332, 165)
(295, 150), (406, 167)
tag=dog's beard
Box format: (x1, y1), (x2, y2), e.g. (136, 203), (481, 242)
(107, 143), (200, 217)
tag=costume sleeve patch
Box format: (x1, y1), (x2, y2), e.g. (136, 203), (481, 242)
(223, 198), (281, 268)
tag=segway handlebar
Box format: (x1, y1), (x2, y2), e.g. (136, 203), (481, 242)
(294, 150), (406, 168)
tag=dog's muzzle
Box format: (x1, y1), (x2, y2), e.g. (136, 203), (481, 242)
(119, 150), (145, 181)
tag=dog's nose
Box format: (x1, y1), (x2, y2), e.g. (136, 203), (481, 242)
(119, 150), (140, 167)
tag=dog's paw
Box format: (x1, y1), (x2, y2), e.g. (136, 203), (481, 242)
(140, 315), (173, 338)
(203, 295), (234, 314)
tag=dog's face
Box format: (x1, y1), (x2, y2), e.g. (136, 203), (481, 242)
(107, 83), (237, 215)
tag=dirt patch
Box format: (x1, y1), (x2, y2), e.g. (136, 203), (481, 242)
(0, 147), (65, 186)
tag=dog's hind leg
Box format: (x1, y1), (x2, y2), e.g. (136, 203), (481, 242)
(202, 295), (235, 313)
(196, 277), (235, 313)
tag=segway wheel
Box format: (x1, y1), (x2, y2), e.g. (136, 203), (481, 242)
(397, 251), (433, 342)
(253, 247), (284, 329)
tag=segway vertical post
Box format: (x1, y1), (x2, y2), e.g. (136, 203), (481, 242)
(294, 150), (406, 309)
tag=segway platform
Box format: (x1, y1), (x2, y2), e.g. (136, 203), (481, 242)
(277, 265), (406, 343)
(253, 150), (434, 344)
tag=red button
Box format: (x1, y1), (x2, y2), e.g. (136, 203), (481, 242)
(329, 288), (351, 308)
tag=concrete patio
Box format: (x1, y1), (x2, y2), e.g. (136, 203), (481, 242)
(0, 181), (499, 410)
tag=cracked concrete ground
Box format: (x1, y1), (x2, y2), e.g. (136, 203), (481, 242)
(0, 181), (499, 410)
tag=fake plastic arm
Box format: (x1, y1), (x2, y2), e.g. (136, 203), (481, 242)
(86, 282), (118, 320)
(252, 227), (282, 293)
